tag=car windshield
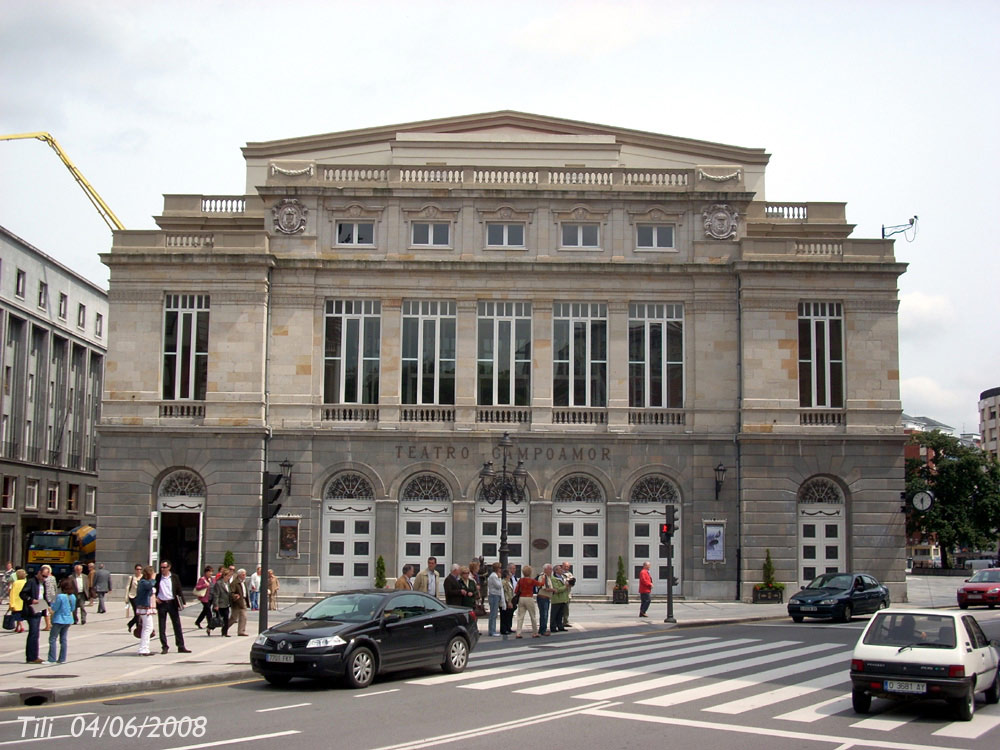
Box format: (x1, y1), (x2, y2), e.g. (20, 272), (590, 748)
(301, 593), (384, 622)
(969, 570), (1000, 583)
(805, 573), (853, 590)
(864, 612), (957, 649)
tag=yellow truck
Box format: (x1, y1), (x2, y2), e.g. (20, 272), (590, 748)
(25, 525), (97, 579)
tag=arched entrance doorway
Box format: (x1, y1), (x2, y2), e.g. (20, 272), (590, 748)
(398, 474), (452, 578)
(551, 475), (605, 595)
(629, 474), (682, 593)
(155, 470), (205, 587)
(321, 472), (376, 591)
(797, 477), (846, 585)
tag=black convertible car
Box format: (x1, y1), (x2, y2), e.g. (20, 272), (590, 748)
(787, 572), (890, 623)
(251, 590), (480, 688)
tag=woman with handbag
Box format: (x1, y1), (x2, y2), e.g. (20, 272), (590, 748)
(135, 565), (156, 656)
(41, 565), (56, 632)
(193, 566), (214, 632)
(514, 565), (540, 638)
(211, 568), (232, 636)
(6, 569), (28, 633)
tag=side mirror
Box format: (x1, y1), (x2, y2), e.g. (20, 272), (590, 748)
(800, 586), (805, 590)
(383, 612), (402, 624)
(294, 611), (304, 619)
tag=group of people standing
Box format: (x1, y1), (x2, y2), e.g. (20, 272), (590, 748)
(190, 565), (279, 638)
(2, 560), (111, 664)
(400, 557), (576, 639)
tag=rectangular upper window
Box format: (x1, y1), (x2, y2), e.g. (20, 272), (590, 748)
(486, 223), (525, 248)
(76, 303), (86, 328)
(553, 302), (607, 408)
(477, 301), (531, 407)
(561, 223), (600, 248)
(324, 299), (381, 405)
(629, 303), (684, 408)
(336, 221), (375, 245)
(95, 313), (104, 338)
(636, 224), (675, 250)
(58, 293), (68, 319)
(162, 294), (210, 401)
(38, 282), (48, 309)
(1, 476), (15, 510)
(798, 301), (844, 409)
(401, 300), (456, 405)
(25, 479), (39, 510)
(15, 269), (26, 298)
(411, 222), (450, 247)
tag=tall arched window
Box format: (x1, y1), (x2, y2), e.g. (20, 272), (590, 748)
(629, 475), (681, 592)
(322, 471), (376, 590)
(399, 473), (453, 579)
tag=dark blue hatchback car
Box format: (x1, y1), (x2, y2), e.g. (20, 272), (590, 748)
(787, 572), (890, 623)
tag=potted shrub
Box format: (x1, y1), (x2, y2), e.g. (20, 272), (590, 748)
(374, 555), (386, 589)
(752, 549), (785, 603)
(612, 555), (629, 603)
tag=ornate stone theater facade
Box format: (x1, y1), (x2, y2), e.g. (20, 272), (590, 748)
(98, 112), (906, 598)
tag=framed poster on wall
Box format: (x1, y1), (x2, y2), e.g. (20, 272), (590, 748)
(704, 522), (725, 562)
(278, 517), (300, 559)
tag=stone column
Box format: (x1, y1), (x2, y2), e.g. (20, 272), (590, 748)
(607, 300), (629, 431)
(455, 299), (478, 429)
(531, 301), (553, 429)
(378, 299), (401, 428)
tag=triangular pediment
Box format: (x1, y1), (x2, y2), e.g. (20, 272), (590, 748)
(242, 111), (769, 165)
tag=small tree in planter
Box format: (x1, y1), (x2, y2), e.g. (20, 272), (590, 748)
(374, 555), (386, 589)
(752, 549), (785, 603)
(613, 555), (629, 603)
(223, 550), (235, 570)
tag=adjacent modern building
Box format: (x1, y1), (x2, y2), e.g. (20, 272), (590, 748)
(980, 388), (1000, 461)
(98, 112), (907, 598)
(0, 225), (106, 566)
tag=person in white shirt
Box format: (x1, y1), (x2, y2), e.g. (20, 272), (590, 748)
(249, 566), (261, 611)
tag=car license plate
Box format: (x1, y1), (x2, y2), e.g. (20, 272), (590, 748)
(885, 680), (926, 694)
(799, 606), (818, 612)
(265, 653), (294, 664)
(968, 593), (982, 599)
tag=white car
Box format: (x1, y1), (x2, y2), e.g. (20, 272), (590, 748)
(850, 609), (1000, 721)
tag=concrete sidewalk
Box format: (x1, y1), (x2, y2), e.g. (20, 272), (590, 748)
(0, 576), (964, 707)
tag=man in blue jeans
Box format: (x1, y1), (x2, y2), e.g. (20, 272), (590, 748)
(536, 564), (555, 636)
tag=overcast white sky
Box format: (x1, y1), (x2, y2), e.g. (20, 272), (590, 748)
(1, 0), (997, 434)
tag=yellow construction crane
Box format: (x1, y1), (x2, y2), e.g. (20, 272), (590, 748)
(1, 131), (125, 231)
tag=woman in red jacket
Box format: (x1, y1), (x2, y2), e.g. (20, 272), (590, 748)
(638, 560), (653, 617)
(514, 565), (540, 638)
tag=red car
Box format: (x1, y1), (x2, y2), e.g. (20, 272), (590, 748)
(957, 568), (1000, 609)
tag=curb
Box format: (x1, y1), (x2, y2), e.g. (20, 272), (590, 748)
(0, 667), (258, 708)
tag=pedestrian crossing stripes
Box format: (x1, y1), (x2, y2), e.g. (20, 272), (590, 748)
(412, 631), (1000, 742)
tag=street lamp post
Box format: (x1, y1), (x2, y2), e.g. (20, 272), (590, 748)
(477, 433), (528, 570)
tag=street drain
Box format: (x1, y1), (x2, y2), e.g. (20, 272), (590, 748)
(103, 697), (154, 706)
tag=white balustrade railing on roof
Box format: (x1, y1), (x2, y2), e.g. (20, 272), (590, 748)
(166, 234), (214, 248)
(472, 170), (539, 185)
(399, 168), (463, 184)
(764, 203), (809, 220)
(548, 170), (614, 187)
(795, 241), (843, 256)
(322, 167), (389, 182)
(623, 170), (689, 187)
(201, 196), (245, 213)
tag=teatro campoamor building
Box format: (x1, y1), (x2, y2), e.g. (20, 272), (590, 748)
(97, 112), (906, 599)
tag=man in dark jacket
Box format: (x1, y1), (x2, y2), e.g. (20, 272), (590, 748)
(21, 571), (46, 663)
(154, 560), (190, 654)
(443, 564), (463, 605)
(92, 563), (112, 614)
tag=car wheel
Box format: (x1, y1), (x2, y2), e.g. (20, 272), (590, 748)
(263, 673), (291, 686)
(345, 646), (375, 689)
(878, 598), (889, 611)
(951, 685), (975, 721)
(985, 667), (1000, 705)
(840, 604), (853, 623)
(852, 688), (871, 714)
(791, 615), (804, 623)
(959, 603), (969, 610)
(442, 635), (469, 674)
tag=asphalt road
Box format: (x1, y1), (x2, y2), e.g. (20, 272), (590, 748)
(3, 612), (1000, 750)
